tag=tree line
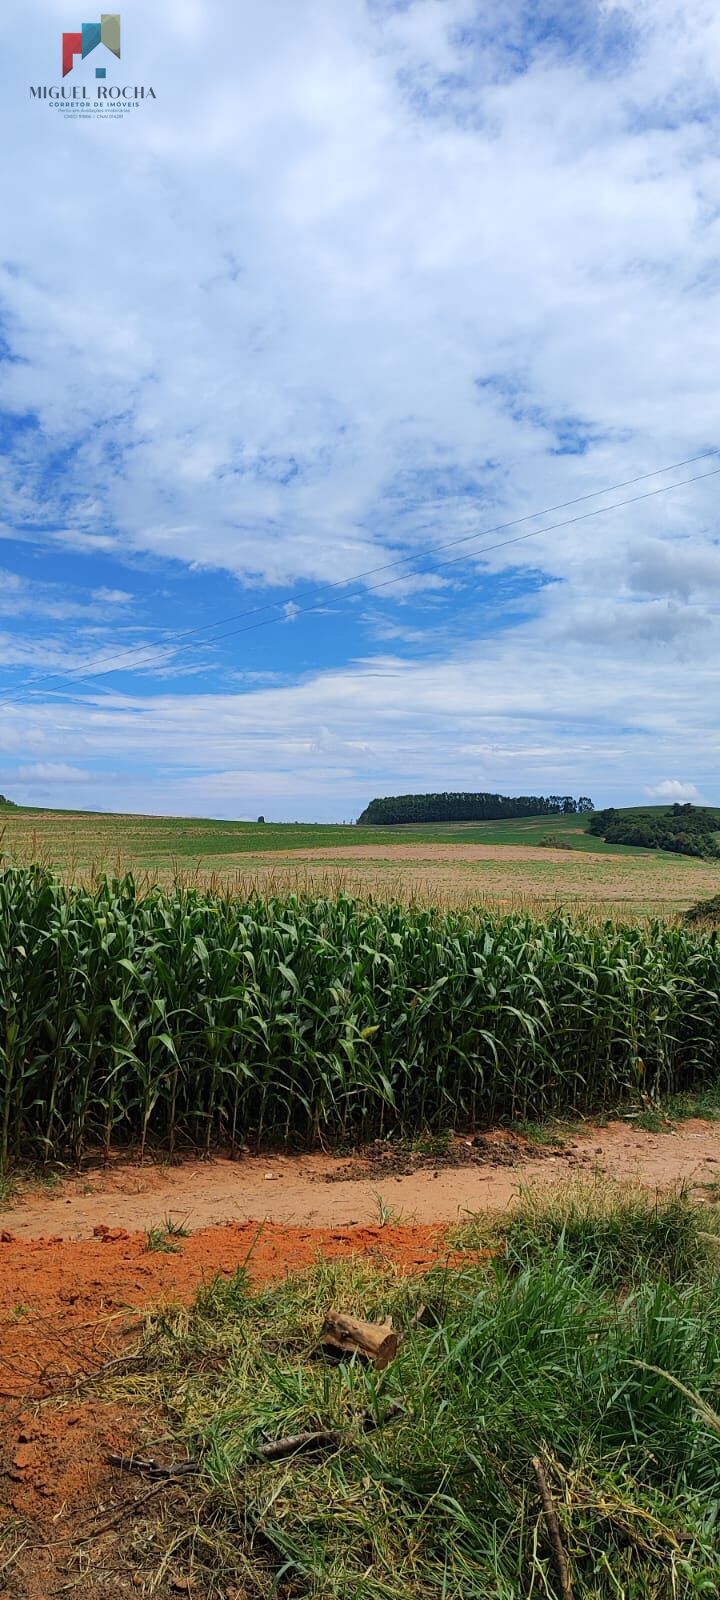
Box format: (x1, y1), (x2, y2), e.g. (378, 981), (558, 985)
(357, 792), (595, 825)
(588, 804), (720, 859)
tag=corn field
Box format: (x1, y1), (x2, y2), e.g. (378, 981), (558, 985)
(1, 866), (719, 1165)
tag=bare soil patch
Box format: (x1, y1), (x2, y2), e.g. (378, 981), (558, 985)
(323, 1128), (571, 1180)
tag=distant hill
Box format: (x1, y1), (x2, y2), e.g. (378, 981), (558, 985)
(357, 791), (594, 825)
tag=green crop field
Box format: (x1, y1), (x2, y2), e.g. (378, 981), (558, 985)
(2, 867), (720, 1166)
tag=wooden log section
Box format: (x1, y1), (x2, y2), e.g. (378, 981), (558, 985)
(320, 1311), (400, 1370)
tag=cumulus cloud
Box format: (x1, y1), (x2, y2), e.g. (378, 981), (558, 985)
(645, 779), (701, 802)
(0, 0), (718, 813)
(3, 0), (720, 589)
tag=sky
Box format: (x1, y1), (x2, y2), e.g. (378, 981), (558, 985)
(0, 0), (718, 821)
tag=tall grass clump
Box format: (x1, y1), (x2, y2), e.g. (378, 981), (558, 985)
(472, 1179), (714, 1286)
(1, 865), (720, 1165)
(111, 1197), (720, 1597)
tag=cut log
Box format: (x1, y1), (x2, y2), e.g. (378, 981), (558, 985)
(321, 1310), (399, 1370)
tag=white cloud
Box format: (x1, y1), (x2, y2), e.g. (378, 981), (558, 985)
(0, 1), (718, 811)
(91, 588), (134, 606)
(3, 0), (720, 591)
(645, 779), (701, 801)
(14, 763), (97, 785)
(0, 600), (717, 816)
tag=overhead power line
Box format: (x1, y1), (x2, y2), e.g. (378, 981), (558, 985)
(1, 448), (718, 708)
(14, 447), (719, 683)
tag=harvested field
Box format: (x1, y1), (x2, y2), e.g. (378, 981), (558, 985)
(237, 841), (720, 912)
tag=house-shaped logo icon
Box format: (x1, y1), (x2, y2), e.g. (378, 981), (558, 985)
(62, 13), (121, 78)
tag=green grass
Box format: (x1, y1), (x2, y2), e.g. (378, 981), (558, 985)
(512, 1117), (577, 1147)
(617, 1086), (720, 1134)
(91, 1184), (720, 1598)
(144, 1214), (191, 1253)
(667, 1085), (720, 1122)
(514, 1084), (720, 1144)
(487, 1179), (713, 1286)
(3, 868), (720, 1166)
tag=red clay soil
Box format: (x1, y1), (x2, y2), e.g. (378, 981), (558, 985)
(0, 1220), (451, 1402)
(1, 1227), (447, 1550)
(2, 1388), (178, 1599)
(0, 1221), (457, 1598)
(4, 1396), (134, 1520)
(3, 1118), (720, 1401)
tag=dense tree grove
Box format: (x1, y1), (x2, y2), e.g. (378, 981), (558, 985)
(357, 792), (594, 825)
(588, 803), (720, 858)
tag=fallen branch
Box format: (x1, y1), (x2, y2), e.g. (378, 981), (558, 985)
(532, 1455), (573, 1600)
(254, 1400), (405, 1461)
(253, 1427), (343, 1461)
(109, 1402), (404, 1478)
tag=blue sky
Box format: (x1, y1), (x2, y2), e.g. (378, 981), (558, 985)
(0, 0), (718, 820)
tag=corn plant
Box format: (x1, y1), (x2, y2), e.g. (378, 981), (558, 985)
(0, 866), (719, 1166)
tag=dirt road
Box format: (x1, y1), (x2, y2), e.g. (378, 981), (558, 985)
(2, 1119), (719, 1242)
(0, 1118), (718, 1396)
(0, 1118), (718, 1399)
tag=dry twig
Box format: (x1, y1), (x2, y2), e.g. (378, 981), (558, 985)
(108, 1401), (404, 1477)
(532, 1455), (573, 1600)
